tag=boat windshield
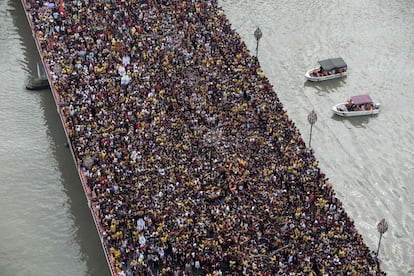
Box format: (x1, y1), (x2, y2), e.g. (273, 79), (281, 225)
(351, 94), (373, 105)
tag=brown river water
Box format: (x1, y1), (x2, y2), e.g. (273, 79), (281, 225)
(0, 0), (412, 275)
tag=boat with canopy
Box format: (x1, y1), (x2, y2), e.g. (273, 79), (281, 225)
(305, 57), (348, 82)
(332, 94), (381, 117)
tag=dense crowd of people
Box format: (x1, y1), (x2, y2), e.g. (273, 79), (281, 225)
(26, 0), (385, 275)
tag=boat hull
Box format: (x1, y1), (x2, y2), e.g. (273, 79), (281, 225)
(332, 103), (380, 117)
(305, 68), (348, 82)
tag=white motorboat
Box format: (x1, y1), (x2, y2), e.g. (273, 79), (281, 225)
(332, 94), (381, 117)
(305, 57), (348, 82)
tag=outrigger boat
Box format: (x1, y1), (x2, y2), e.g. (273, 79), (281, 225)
(332, 94), (381, 117)
(305, 57), (348, 82)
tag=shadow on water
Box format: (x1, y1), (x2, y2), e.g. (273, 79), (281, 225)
(330, 113), (379, 128)
(9, 1), (110, 275)
(304, 77), (348, 95)
(7, 0), (36, 79)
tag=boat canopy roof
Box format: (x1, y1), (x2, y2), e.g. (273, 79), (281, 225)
(318, 57), (347, 71)
(351, 94), (373, 105)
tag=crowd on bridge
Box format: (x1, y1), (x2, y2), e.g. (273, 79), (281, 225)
(26, 0), (385, 275)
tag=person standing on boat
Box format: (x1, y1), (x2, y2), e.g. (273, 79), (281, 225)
(346, 99), (352, 111)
